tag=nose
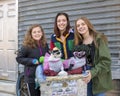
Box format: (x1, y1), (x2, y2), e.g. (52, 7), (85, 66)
(80, 25), (84, 29)
(60, 21), (64, 24)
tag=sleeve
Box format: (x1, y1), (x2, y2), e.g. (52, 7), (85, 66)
(45, 43), (50, 53)
(16, 46), (35, 66)
(50, 35), (55, 50)
(90, 37), (111, 78)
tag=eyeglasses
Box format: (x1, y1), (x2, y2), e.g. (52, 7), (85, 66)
(52, 50), (61, 55)
(73, 51), (86, 58)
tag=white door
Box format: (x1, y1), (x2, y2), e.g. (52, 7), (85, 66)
(0, 0), (18, 81)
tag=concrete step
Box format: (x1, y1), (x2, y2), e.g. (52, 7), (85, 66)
(0, 92), (15, 96)
(0, 80), (16, 95)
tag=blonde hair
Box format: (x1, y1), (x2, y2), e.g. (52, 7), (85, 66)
(74, 17), (108, 48)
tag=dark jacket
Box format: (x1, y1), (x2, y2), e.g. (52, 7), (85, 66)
(16, 44), (49, 83)
(91, 33), (113, 94)
(50, 31), (74, 59)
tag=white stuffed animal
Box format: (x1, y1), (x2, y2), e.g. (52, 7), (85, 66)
(48, 47), (63, 72)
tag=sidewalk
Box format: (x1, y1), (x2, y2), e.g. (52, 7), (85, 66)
(0, 92), (15, 96)
(0, 80), (16, 96)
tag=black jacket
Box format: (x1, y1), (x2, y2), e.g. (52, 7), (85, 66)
(16, 44), (49, 83)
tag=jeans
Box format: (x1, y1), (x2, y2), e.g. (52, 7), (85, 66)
(87, 80), (93, 96)
(94, 93), (105, 96)
(86, 66), (105, 96)
(27, 83), (40, 96)
(87, 65), (93, 96)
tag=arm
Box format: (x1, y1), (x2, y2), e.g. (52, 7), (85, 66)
(16, 46), (37, 66)
(90, 37), (111, 78)
(46, 43), (50, 53)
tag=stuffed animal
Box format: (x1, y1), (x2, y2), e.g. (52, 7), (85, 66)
(63, 44), (91, 75)
(32, 57), (46, 89)
(48, 47), (63, 72)
(43, 47), (67, 76)
(35, 64), (46, 84)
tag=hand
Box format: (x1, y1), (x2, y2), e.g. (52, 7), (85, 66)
(32, 59), (39, 64)
(82, 70), (91, 83)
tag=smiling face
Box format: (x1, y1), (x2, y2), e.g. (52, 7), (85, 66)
(31, 26), (43, 41)
(57, 15), (67, 32)
(76, 19), (89, 36)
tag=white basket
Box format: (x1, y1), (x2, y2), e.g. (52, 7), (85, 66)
(40, 75), (87, 96)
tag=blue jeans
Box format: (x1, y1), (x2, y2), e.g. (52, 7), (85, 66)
(87, 80), (93, 96)
(93, 93), (105, 96)
(86, 66), (105, 96)
(87, 66), (93, 96)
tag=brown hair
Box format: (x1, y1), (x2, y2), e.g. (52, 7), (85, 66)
(23, 24), (47, 48)
(54, 12), (71, 38)
(74, 17), (108, 48)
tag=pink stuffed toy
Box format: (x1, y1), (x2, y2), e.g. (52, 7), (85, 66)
(43, 47), (64, 76)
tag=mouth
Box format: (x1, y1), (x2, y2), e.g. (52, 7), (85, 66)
(79, 28), (85, 32)
(59, 26), (65, 29)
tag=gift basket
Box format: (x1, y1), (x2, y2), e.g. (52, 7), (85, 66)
(35, 45), (91, 96)
(40, 75), (87, 96)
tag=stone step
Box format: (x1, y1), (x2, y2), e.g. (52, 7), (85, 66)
(0, 80), (16, 95)
(0, 92), (15, 96)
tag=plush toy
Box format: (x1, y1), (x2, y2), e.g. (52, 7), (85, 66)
(58, 66), (68, 76)
(48, 47), (63, 72)
(43, 47), (67, 76)
(35, 65), (46, 84)
(32, 57), (46, 89)
(62, 52), (84, 75)
(39, 56), (44, 63)
(63, 44), (91, 75)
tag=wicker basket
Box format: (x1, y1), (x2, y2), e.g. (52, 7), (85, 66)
(40, 74), (87, 96)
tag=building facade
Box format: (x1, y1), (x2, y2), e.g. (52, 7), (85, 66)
(18, 0), (120, 79)
(0, 0), (120, 95)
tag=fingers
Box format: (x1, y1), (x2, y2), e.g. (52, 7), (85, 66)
(82, 77), (90, 83)
(82, 71), (91, 83)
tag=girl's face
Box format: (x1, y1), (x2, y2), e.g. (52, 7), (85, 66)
(76, 19), (89, 35)
(31, 27), (43, 41)
(57, 15), (67, 32)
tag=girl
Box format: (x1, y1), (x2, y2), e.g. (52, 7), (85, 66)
(50, 12), (74, 59)
(74, 17), (112, 96)
(16, 24), (49, 96)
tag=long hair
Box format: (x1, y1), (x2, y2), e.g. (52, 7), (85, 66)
(54, 12), (71, 38)
(23, 24), (47, 48)
(74, 17), (107, 48)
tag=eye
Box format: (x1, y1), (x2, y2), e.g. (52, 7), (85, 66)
(57, 19), (61, 23)
(82, 51), (86, 55)
(76, 24), (80, 27)
(32, 31), (36, 34)
(77, 52), (81, 57)
(79, 51), (86, 57)
(73, 52), (78, 57)
(62, 19), (67, 22)
(38, 30), (42, 33)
